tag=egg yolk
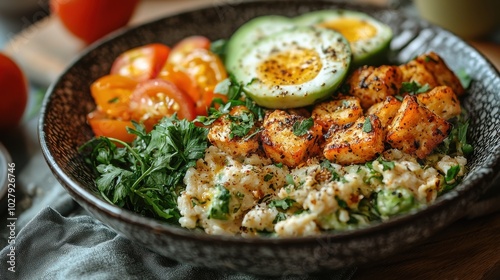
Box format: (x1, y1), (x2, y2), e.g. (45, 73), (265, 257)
(257, 47), (322, 86)
(320, 18), (377, 42)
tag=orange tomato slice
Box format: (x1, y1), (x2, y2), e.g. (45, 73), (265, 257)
(87, 110), (136, 143)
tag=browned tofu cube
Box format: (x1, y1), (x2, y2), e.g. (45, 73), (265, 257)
(311, 96), (363, 132)
(366, 96), (402, 129)
(323, 115), (385, 165)
(261, 110), (323, 167)
(386, 95), (452, 159)
(347, 65), (403, 109)
(399, 52), (465, 96)
(208, 106), (260, 158)
(416, 85), (461, 120)
(399, 63), (439, 91)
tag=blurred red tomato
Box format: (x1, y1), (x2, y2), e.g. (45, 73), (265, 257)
(50, 0), (140, 44)
(0, 53), (28, 129)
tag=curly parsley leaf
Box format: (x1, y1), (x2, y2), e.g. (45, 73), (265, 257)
(436, 111), (474, 156)
(399, 81), (430, 95)
(293, 117), (314, 136)
(80, 115), (209, 222)
(228, 111), (256, 139)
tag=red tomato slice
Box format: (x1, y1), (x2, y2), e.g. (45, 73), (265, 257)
(90, 74), (137, 119)
(129, 79), (196, 129)
(167, 36), (211, 65)
(110, 43), (170, 82)
(87, 110), (136, 143)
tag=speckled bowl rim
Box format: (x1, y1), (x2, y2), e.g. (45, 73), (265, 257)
(39, 0), (500, 247)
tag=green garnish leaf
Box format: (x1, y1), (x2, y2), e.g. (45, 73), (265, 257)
(108, 97), (119, 104)
(264, 173), (274, 182)
(435, 111), (474, 156)
(210, 39), (227, 62)
(285, 174), (295, 187)
(273, 212), (287, 224)
(380, 160), (395, 171)
(362, 117), (372, 133)
(80, 115), (209, 222)
(269, 198), (296, 210)
(335, 196), (348, 209)
(457, 69), (472, 89)
(445, 165), (460, 183)
(320, 160), (344, 182)
(228, 111), (256, 139)
(293, 117), (314, 136)
(209, 184), (231, 220)
(400, 81), (430, 95)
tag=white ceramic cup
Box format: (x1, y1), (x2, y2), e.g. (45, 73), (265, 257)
(413, 0), (500, 39)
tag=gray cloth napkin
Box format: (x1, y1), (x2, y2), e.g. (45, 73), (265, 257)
(0, 152), (357, 280)
(0, 208), (357, 280)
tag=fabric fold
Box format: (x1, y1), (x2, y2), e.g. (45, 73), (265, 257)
(0, 207), (356, 280)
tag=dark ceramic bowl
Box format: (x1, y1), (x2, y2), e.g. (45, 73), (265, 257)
(39, 0), (500, 276)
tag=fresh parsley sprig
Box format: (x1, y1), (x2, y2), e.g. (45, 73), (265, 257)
(293, 117), (314, 136)
(436, 110), (474, 156)
(395, 81), (430, 101)
(79, 115), (209, 222)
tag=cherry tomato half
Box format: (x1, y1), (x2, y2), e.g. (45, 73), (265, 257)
(50, 0), (140, 44)
(158, 64), (214, 116)
(90, 74), (138, 120)
(0, 53), (28, 129)
(111, 43), (170, 82)
(181, 48), (227, 93)
(87, 110), (136, 143)
(129, 79), (196, 129)
(167, 36), (211, 65)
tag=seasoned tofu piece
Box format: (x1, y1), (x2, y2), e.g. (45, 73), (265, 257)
(311, 96), (363, 132)
(399, 52), (465, 96)
(323, 115), (385, 165)
(386, 95), (452, 159)
(347, 65), (403, 109)
(366, 96), (402, 129)
(399, 62), (439, 91)
(261, 110), (323, 167)
(416, 86), (461, 120)
(208, 106), (260, 158)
